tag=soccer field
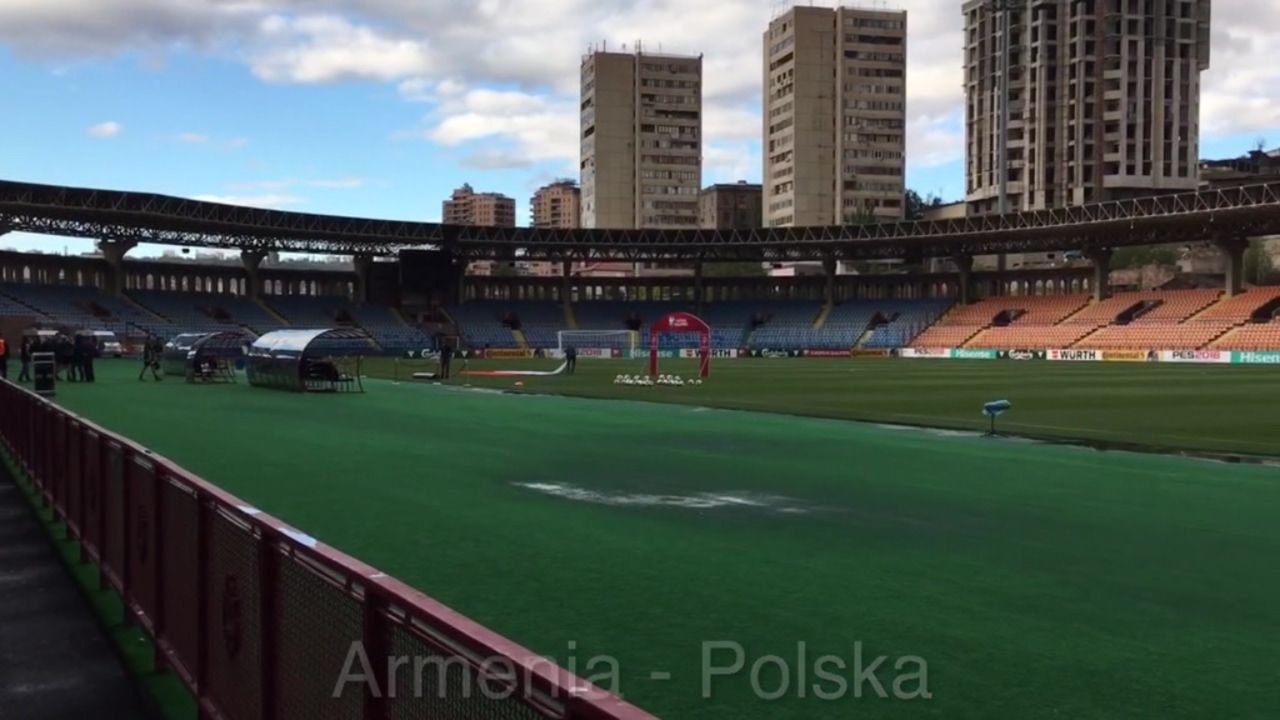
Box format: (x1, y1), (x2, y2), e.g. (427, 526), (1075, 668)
(53, 360), (1280, 719)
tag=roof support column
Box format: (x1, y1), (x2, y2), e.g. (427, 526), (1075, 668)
(561, 260), (572, 305)
(693, 259), (704, 312)
(822, 253), (837, 306)
(1215, 235), (1249, 298)
(241, 249), (267, 299)
(953, 255), (974, 305)
(98, 238), (137, 296)
(1087, 248), (1112, 302)
(352, 253), (374, 305)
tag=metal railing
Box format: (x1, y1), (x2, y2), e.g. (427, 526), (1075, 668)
(0, 379), (653, 720)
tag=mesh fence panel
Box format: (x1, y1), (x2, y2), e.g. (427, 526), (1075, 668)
(387, 622), (548, 720)
(274, 552), (364, 719)
(104, 441), (126, 591)
(129, 456), (159, 633)
(160, 476), (200, 684)
(82, 431), (102, 560)
(66, 422), (83, 538)
(205, 508), (263, 720)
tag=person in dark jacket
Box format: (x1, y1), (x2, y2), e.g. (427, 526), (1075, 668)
(565, 344), (577, 374)
(439, 343), (454, 380)
(82, 335), (97, 383)
(139, 336), (162, 381)
(17, 338), (32, 383)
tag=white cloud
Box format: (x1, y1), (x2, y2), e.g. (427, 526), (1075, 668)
(6, 0), (1280, 179)
(193, 193), (304, 208)
(176, 132), (209, 143)
(426, 88), (578, 168)
(249, 13), (433, 84)
(87, 121), (123, 139)
(305, 177), (366, 188)
(225, 177), (367, 191)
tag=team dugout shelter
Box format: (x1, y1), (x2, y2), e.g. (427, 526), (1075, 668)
(162, 331), (247, 383)
(246, 328), (370, 393)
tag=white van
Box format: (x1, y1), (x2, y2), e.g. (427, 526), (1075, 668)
(92, 330), (124, 358)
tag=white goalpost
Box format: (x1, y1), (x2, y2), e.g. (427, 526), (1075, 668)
(556, 330), (640, 356)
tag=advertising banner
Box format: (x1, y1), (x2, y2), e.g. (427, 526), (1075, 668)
(998, 349), (1046, 361)
(951, 349), (998, 360)
(1233, 351), (1280, 365)
(680, 348), (739, 359)
(1102, 350), (1156, 363)
(632, 349), (678, 360)
(851, 349), (891, 358)
(577, 348), (621, 359)
(804, 349), (853, 358)
(901, 348), (952, 359)
(485, 349), (535, 360)
(1160, 350), (1233, 364)
(1048, 349), (1101, 362)
(751, 349), (803, 359)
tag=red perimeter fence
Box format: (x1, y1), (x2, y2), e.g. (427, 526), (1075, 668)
(0, 379), (654, 720)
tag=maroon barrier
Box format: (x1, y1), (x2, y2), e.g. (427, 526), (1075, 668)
(0, 380), (655, 720)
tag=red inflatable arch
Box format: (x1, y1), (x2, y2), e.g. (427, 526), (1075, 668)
(649, 311), (711, 379)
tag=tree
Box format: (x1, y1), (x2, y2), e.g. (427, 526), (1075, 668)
(904, 190), (947, 221)
(703, 262), (766, 278)
(1244, 239), (1280, 286)
(1110, 245), (1179, 270)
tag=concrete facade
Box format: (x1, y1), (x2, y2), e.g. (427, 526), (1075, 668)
(699, 182), (764, 230)
(443, 184), (516, 227)
(964, 0), (1212, 215)
(763, 6), (907, 228)
(581, 49), (703, 229)
(531, 180), (582, 229)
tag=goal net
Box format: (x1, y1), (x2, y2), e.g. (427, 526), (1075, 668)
(556, 330), (639, 356)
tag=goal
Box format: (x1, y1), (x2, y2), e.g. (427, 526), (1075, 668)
(556, 330), (639, 356)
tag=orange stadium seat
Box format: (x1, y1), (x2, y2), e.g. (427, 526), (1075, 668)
(967, 325), (1099, 350)
(1063, 290), (1222, 326)
(1210, 320), (1280, 351)
(1074, 322), (1235, 350)
(1193, 286), (1280, 324)
(911, 325), (986, 349)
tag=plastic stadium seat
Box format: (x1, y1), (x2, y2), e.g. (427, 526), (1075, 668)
(1194, 287), (1280, 324)
(1075, 323), (1235, 350)
(1210, 321), (1280, 351)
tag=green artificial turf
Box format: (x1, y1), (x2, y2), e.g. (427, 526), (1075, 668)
(49, 360), (1280, 719)
(367, 356), (1280, 456)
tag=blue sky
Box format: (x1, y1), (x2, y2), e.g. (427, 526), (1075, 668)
(0, 0), (1277, 256)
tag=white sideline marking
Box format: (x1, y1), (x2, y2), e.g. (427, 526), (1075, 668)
(514, 482), (815, 515)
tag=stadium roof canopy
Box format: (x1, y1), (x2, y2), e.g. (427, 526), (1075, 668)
(2, 179), (1280, 261)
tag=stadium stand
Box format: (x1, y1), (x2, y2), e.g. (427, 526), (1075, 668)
(913, 295), (1090, 350)
(265, 295), (348, 327)
(1, 283), (159, 338)
(447, 301), (523, 349)
(859, 300), (953, 349)
(968, 325), (1100, 350)
(1075, 322), (1236, 350)
(1212, 320), (1280, 350)
(130, 290), (276, 336)
(346, 304), (437, 353)
(1062, 290), (1222, 326)
(749, 303), (836, 349)
(1192, 286), (1280, 324)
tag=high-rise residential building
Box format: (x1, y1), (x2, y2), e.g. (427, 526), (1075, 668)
(964, 0), (1212, 215)
(763, 6), (907, 228)
(580, 48), (703, 229)
(443, 184), (516, 227)
(699, 182), (764, 230)
(530, 180), (582, 229)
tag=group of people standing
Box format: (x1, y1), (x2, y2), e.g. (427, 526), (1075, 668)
(0, 334), (95, 384)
